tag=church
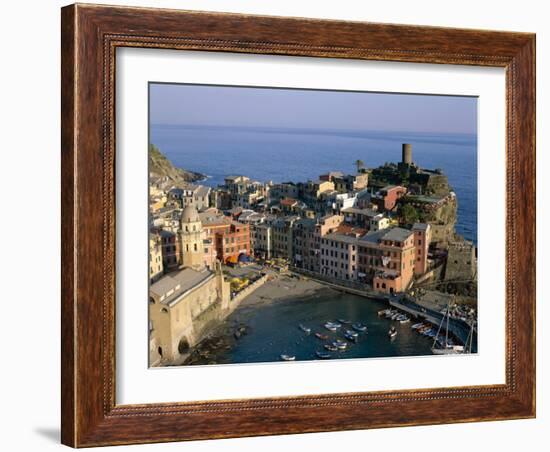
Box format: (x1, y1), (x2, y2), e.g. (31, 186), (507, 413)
(148, 205), (231, 366)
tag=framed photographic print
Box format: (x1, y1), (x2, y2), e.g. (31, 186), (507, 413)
(61, 3), (536, 447)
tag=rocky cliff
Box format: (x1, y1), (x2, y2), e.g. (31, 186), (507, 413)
(149, 144), (205, 184)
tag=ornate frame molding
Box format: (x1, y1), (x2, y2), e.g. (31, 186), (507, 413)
(61, 4), (535, 447)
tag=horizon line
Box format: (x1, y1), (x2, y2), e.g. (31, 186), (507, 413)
(150, 122), (477, 136)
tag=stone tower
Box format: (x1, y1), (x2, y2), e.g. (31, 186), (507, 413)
(179, 205), (204, 269)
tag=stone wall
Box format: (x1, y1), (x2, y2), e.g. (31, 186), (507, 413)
(230, 274), (269, 306)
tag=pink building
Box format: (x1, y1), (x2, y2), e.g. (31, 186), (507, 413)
(358, 227), (416, 294)
(373, 185), (407, 212)
(412, 223), (432, 276)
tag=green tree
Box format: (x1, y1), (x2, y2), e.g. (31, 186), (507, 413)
(400, 203), (419, 224)
(355, 159), (365, 172)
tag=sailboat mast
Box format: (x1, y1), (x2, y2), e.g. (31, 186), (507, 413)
(445, 306), (449, 346)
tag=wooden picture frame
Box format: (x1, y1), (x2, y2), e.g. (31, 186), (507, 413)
(61, 3), (536, 447)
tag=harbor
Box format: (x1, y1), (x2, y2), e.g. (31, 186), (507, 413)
(184, 273), (474, 365)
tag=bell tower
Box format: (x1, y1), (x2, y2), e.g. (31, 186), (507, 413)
(179, 205), (204, 269)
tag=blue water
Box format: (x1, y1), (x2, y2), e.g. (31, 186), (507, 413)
(151, 124), (477, 244)
(218, 290), (434, 365)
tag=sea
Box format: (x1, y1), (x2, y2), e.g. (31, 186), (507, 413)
(151, 124), (477, 244)
(205, 290), (435, 365)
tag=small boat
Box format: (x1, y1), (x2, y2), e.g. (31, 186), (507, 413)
(398, 316), (410, 324)
(280, 354), (296, 361)
(388, 327), (397, 338)
(384, 310), (396, 318)
(345, 329), (359, 338)
(391, 312), (401, 320)
(411, 323), (424, 330)
(432, 345), (465, 355)
(315, 332), (329, 340)
(352, 323), (367, 332)
(344, 332), (358, 342)
(299, 324), (311, 333)
(315, 351), (331, 359)
(337, 318), (351, 324)
(324, 321), (342, 331)
(333, 339), (348, 350)
(324, 344), (338, 352)
(378, 309), (390, 317)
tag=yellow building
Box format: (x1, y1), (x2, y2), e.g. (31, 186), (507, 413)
(149, 263), (231, 366)
(149, 234), (164, 282)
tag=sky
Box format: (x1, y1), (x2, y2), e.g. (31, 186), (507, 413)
(149, 83), (477, 135)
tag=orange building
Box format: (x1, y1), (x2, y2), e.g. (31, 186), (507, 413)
(200, 211), (251, 264)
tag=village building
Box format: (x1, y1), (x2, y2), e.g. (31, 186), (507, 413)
(341, 206), (380, 229)
(358, 227), (416, 294)
(199, 209), (251, 264)
(149, 233), (164, 282)
(269, 182), (299, 202)
(319, 171), (344, 182)
(369, 213), (391, 232)
(332, 172), (369, 193)
(412, 223), (432, 275)
(253, 222), (273, 259)
(271, 216), (299, 260)
(322, 191), (357, 215)
(182, 185), (211, 211)
(159, 229), (180, 272)
(292, 218), (317, 271)
(149, 264), (231, 366)
(303, 179), (335, 203)
(372, 185), (407, 212)
(319, 229), (362, 281)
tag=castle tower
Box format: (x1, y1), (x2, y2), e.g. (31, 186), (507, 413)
(179, 205), (205, 270)
(402, 143), (413, 165)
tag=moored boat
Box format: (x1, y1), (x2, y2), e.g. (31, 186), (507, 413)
(344, 332), (358, 342)
(280, 354), (296, 361)
(333, 339), (348, 350)
(388, 326), (397, 338)
(315, 332), (329, 340)
(352, 322), (367, 332)
(315, 351), (332, 359)
(324, 344), (338, 352)
(431, 345), (465, 355)
(299, 324), (311, 333)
